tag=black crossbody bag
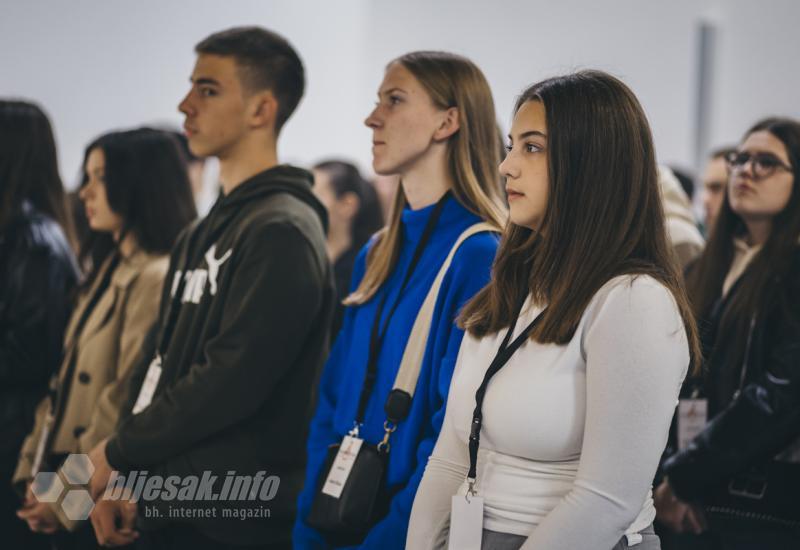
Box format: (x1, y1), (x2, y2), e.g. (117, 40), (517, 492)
(307, 194), (495, 544)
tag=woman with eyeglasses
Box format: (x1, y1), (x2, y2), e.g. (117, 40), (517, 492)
(657, 117), (800, 549)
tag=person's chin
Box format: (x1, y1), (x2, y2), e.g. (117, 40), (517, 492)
(372, 159), (397, 177)
(188, 139), (213, 159)
(509, 211), (540, 231)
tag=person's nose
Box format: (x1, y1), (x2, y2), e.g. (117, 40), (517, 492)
(499, 150), (519, 180)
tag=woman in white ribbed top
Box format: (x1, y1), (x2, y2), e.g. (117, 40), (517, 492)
(407, 71), (701, 550)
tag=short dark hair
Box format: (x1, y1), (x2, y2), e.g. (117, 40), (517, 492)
(80, 128), (197, 275)
(195, 26), (305, 134)
(709, 145), (736, 161)
(669, 166), (696, 200)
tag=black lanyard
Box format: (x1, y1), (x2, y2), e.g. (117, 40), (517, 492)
(467, 301), (548, 487)
(354, 191), (450, 428)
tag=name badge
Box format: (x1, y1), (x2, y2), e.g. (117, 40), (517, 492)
(321, 435), (363, 498)
(449, 493), (483, 550)
(678, 398), (707, 450)
(132, 355), (163, 415)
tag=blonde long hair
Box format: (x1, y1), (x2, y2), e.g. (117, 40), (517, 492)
(346, 51), (507, 305)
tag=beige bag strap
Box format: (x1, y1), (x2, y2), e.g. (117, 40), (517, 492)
(393, 222), (498, 396)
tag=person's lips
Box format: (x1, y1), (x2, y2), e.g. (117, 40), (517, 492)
(183, 124), (197, 137)
(506, 187), (524, 201)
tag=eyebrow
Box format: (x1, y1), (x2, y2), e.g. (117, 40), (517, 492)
(508, 130), (547, 141)
(192, 77), (221, 86)
(377, 87), (407, 98)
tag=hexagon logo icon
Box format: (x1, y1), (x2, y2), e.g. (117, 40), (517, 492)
(31, 471), (64, 503)
(61, 454), (94, 485)
(61, 489), (95, 521)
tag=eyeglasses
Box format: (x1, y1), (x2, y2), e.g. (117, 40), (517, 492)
(725, 151), (793, 180)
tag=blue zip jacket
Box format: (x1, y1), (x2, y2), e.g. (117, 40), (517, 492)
(294, 196), (499, 549)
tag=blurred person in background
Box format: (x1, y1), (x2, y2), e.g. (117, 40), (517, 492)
(657, 117), (800, 549)
(670, 166), (696, 203)
(660, 166), (705, 270)
(13, 127), (196, 549)
(312, 160), (384, 336)
(700, 147), (737, 237)
(0, 99), (80, 550)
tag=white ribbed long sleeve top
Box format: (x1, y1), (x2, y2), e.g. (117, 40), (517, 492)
(407, 275), (690, 550)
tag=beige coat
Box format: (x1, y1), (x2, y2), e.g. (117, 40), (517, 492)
(13, 248), (167, 528)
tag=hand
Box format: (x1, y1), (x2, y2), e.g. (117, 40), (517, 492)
(90, 498), (139, 547)
(17, 500), (61, 534)
(682, 503), (708, 535)
(88, 438), (114, 500)
(23, 481), (37, 508)
(654, 479), (703, 534)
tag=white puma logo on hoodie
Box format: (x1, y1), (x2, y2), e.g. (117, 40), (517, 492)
(204, 245), (232, 295)
(172, 244), (233, 304)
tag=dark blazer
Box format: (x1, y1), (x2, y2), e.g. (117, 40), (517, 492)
(0, 203), (78, 456)
(663, 246), (800, 501)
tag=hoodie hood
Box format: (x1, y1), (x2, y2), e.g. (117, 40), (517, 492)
(208, 164), (328, 236)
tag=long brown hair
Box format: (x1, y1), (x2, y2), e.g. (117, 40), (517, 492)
(0, 100), (74, 245)
(686, 117), (800, 366)
(460, 71), (701, 367)
(345, 51), (507, 305)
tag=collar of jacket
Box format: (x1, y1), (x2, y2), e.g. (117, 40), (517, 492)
(63, 246), (161, 346)
(112, 246), (160, 288)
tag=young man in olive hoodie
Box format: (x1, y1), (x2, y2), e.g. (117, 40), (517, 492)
(87, 27), (334, 549)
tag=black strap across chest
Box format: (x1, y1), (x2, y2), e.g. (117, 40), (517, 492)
(467, 303), (547, 482)
(354, 192), (450, 427)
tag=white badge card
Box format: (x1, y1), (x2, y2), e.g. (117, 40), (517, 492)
(132, 356), (163, 415)
(449, 494), (484, 550)
(321, 435), (363, 498)
(678, 398), (708, 450)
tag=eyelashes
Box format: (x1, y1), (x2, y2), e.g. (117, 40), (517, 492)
(505, 143), (543, 153)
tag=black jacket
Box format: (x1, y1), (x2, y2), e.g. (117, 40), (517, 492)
(0, 203), (79, 456)
(105, 166), (335, 545)
(663, 247), (800, 501)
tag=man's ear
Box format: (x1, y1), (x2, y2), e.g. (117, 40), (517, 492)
(249, 90), (278, 131)
(339, 191), (361, 221)
(433, 107), (460, 141)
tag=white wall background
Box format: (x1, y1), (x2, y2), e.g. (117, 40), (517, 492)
(1, 0), (798, 188)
